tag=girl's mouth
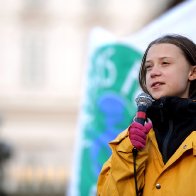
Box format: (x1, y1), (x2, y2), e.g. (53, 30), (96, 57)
(151, 82), (165, 88)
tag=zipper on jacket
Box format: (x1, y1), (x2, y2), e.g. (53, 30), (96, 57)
(162, 120), (173, 163)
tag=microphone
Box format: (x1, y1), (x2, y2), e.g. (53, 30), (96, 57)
(132, 92), (154, 196)
(135, 92), (154, 125)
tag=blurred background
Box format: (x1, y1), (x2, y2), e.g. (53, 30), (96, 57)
(0, 0), (189, 195)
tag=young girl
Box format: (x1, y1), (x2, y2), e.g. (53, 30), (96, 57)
(97, 34), (196, 195)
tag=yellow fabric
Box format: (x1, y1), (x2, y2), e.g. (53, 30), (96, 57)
(97, 129), (196, 196)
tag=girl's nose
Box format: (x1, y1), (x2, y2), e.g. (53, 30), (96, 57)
(150, 66), (161, 78)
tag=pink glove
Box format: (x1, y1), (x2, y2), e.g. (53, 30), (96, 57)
(128, 121), (152, 150)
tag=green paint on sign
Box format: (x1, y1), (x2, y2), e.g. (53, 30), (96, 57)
(78, 43), (142, 195)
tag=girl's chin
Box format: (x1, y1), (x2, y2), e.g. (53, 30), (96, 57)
(151, 93), (166, 100)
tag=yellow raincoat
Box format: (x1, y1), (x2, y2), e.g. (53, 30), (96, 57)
(97, 128), (196, 195)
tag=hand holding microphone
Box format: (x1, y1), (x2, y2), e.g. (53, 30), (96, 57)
(129, 92), (154, 150)
(129, 121), (152, 149)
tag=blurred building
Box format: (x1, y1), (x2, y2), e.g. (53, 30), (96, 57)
(0, 0), (183, 195)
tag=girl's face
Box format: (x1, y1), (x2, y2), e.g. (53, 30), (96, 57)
(145, 43), (196, 100)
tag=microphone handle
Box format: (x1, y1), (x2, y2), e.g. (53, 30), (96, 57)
(135, 117), (145, 126)
(135, 105), (147, 126)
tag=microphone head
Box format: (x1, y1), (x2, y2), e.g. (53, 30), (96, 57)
(135, 92), (154, 108)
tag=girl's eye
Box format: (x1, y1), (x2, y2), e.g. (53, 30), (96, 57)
(162, 61), (169, 65)
(145, 65), (152, 70)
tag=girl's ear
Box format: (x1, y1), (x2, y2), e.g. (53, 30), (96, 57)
(189, 65), (196, 81)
